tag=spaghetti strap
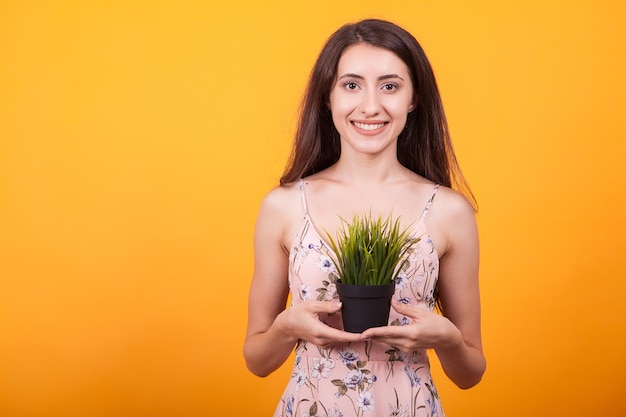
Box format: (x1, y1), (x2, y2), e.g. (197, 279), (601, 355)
(298, 179), (309, 216)
(420, 184), (440, 220)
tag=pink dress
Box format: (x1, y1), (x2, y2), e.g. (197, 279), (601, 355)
(273, 180), (445, 417)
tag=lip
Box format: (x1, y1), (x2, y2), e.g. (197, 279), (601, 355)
(351, 121), (389, 135)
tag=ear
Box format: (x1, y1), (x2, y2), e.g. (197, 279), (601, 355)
(408, 96), (417, 113)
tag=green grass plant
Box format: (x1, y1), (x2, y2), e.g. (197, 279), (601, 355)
(326, 214), (420, 286)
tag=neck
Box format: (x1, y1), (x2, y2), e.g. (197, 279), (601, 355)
(330, 154), (409, 186)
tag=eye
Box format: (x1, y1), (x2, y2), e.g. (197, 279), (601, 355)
(382, 83), (398, 92)
(344, 81), (359, 90)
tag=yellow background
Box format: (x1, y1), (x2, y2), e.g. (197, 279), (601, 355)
(1, 1), (625, 416)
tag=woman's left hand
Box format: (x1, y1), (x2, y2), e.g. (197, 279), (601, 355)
(360, 299), (463, 353)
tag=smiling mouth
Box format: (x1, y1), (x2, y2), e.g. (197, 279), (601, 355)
(352, 121), (387, 131)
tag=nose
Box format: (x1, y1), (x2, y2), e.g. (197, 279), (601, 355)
(358, 89), (380, 116)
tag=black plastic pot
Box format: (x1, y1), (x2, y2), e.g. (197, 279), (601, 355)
(336, 281), (396, 333)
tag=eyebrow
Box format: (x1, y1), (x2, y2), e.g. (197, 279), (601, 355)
(338, 73), (405, 81)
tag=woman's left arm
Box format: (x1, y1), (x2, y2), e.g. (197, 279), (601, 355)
(361, 191), (486, 389)
(431, 191), (485, 388)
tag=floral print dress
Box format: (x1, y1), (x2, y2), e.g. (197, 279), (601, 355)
(273, 180), (445, 417)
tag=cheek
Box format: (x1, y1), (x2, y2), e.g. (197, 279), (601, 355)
(330, 108), (349, 132)
(384, 99), (413, 118)
(329, 97), (358, 124)
(329, 93), (357, 113)
(394, 112), (409, 130)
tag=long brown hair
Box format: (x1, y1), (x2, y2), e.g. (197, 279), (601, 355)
(280, 19), (475, 206)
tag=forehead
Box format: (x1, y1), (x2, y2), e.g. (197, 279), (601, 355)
(336, 43), (409, 77)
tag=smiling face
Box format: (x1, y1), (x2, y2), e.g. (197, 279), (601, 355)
(329, 43), (415, 159)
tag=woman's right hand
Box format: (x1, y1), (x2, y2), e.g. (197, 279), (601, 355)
(275, 300), (362, 349)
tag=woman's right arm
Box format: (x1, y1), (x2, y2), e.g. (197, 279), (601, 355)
(243, 187), (360, 377)
(243, 188), (296, 377)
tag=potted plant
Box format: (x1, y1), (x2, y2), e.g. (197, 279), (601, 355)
(326, 214), (419, 333)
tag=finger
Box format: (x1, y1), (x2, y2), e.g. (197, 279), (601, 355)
(326, 300), (343, 313)
(305, 300), (343, 314)
(360, 333), (416, 352)
(391, 300), (429, 322)
(364, 329), (422, 351)
(317, 326), (363, 343)
(391, 299), (417, 316)
(361, 325), (400, 340)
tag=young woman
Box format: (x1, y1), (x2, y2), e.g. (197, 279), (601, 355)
(244, 19), (485, 417)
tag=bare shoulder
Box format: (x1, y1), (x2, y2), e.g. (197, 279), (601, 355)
(256, 182), (304, 250)
(428, 186), (478, 256)
(432, 186), (476, 220)
(260, 182), (299, 211)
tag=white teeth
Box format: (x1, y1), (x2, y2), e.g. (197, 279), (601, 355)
(353, 122), (386, 131)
